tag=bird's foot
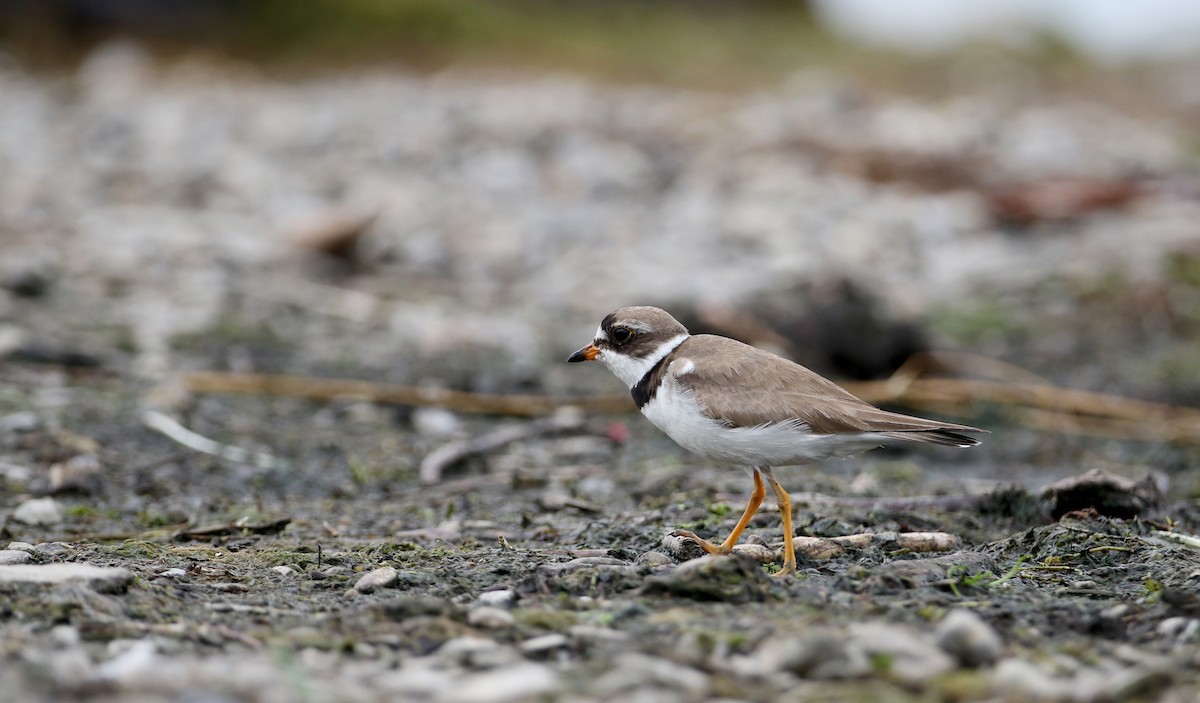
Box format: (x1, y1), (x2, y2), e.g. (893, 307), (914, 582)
(671, 529), (731, 555)
(771, 560), (796, 579)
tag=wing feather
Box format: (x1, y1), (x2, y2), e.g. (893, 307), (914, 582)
(671, 335), (985, 440)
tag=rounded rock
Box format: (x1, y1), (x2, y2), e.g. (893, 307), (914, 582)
(468, 606), (517, 629)
(353, 566), (399, 594)
(0, 550), (32, 565)
(634, 551), (673, 567)
(477, 588), (518, 608)
(936, 609), (1004, 667)
(11, 497), (64, 526)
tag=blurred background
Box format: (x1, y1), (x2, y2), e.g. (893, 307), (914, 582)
(1, 0), (1199, 476)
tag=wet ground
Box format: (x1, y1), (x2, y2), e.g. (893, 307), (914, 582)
(4, 332), (1200, 702)
(3, 44), (1200, 702)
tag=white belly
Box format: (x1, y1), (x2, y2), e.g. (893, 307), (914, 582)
(640, 380), (888, 466)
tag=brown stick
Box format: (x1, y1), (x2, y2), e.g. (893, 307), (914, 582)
(182, 371), (632, 416)
(418, 412), (587, 485)
(179, 359), (1200, 443)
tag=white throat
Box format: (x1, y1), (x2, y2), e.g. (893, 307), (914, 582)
(599, 333), (689, 389)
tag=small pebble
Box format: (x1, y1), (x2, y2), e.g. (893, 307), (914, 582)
(412, 407), (462, 437)
(468, 606), (516, 629)
(11, 497), (64, 526)
(1156, 617), (1198, 641)
(634, 551), (673, 567)
(6, 542), (35, 551)
(272, 566), (296, 577)
(31, 542), (72, 557)
(0, 461), (32, 484)
(594, 653), (710, 698)
(936, 609), (1005, 667)
(353, 642), (379, 658)
(50, 625), (81, 647)
(851, 622), (955, 685)
(519, 633), (570, 657)
(450, 663), (558, 703)
(477, 588), (517, 608)
(48, 454), (104, 496)
(568, 625), (631, 645)
(0, 550), (32, 565)
(759, 633), (870, 680)
(96, 639), (158, 683)
(0, 411), (40, 433)
(159, 568), (187, 578)
(992, 658), (1066, 701)
(437, 636), (520, 670)
(1, 564), (135, 594)
(353, 566), (399, 594)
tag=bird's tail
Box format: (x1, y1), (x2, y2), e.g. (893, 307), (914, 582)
(879, 430), (983, 447)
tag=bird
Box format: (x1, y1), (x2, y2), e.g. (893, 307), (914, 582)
(567, 305), (985, 577)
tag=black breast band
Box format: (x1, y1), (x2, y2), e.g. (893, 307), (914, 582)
(631, 353), (672, 409)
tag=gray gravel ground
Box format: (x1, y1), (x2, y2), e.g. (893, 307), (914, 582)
(2, 41), (1200, 702)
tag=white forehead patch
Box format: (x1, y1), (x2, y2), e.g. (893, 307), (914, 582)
(593, 326), (607, 342)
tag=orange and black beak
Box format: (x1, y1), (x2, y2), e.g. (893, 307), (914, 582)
(567, 343), (599, 363)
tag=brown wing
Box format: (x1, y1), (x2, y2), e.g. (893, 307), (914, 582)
(672, 335), (984, 442)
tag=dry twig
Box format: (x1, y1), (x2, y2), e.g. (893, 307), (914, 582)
(418, 410), (586, 484)
(177, 349), (1200, 444)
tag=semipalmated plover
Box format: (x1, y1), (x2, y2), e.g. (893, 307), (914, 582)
(568, 306), (984, 577)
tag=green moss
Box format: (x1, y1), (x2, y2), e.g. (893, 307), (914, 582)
(1165, 249), (1200, 288)
(136, 510), (176, 528)
(170, 314), (294, 356)
(929, 299), (1026, 346)
(64, 505), (99, 520)
(103, 540), (166, 560)
(224, 0), (829, 87)
(706, 501), (733, 519)
(514, 607), (578, 632)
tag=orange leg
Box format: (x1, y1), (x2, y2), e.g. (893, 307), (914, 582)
(763, 471), (795, 577)
(674, 468), (765, 555)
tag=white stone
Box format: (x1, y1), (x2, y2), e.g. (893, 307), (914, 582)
(594, 653), (711, 698)
(0, 550), (32, 565)
(0, 411), (39, 432)
(11, 497), (63, 526)
(95, 639), (158, 683)
(442, 663), (558, 703)
(477, 588), (517, 608)
(0, 564), (134, 593)
(353, 566), (398, 594)
(849, 622), (955, 686)
(375, 661), (456, 698)
(436, 636), (520, 670)
(519, 633), (569, 656)
(412, 407), (462, 437)
(467, 606), (516, 629)
(936, 609), (1005, 667)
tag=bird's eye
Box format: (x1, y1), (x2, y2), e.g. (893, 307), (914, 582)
(610, 327), (633, 344)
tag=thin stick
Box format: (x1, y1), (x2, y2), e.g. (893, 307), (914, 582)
(183, 371), (632, 416)
(418, 411), (585, 484)
(177, 357), (1200, 443)
(140, 409), (286, 469)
